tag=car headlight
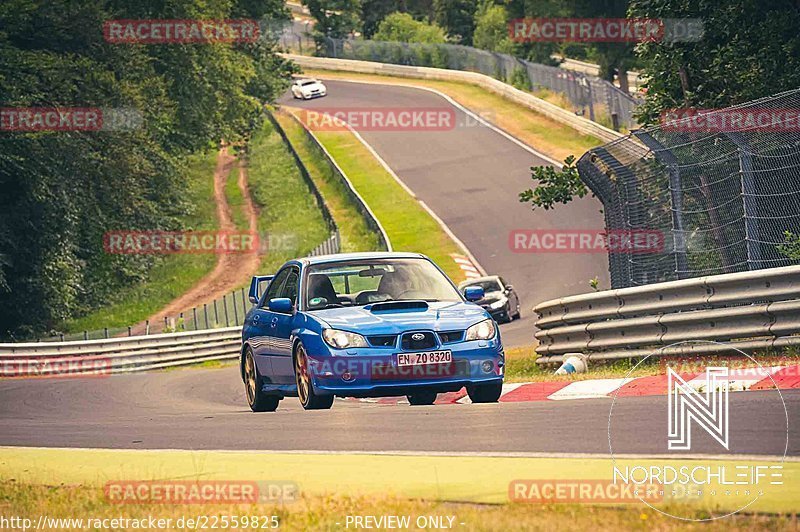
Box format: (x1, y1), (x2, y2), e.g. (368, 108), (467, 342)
(322, 329), (368, 349)
(489, 297), (508, 310)
(465, 319), (496, 341)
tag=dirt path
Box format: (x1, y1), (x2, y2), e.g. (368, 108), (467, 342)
(132, 146), (261, 333)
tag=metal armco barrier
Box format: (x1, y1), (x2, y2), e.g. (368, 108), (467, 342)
(533, 265), (800, 363)
(0, 327), (242, 377)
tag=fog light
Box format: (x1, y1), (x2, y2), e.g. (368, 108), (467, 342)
(481, 360), (494, 373)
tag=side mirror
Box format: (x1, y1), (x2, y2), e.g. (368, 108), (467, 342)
(505, 284), (514, 291)
(464, 286), (485, 302)
(268, 297), (293, 313)
(249, 275), (274, 305)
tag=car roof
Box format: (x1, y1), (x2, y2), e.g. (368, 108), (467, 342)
(457, 275), (500, 287)
(298, 251), (426, 266)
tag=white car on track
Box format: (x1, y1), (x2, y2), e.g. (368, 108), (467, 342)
(291, 78), (327, 100)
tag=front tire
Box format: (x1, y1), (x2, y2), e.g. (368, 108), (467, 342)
(467, 382), (503, 403)
(244, 347), (280, 412)
(407, 391), (437, 405)
(295, 343), (333, 410)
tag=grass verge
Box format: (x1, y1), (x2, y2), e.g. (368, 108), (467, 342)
(62, 151), (220, 335)
(1, 448), (796, 527)
(272, 110), (380, 253)
(286, 107), (465, 282)
(246, 117), (330, 274)
(300, 69), (603, 162)
(504, 345), (800, 383)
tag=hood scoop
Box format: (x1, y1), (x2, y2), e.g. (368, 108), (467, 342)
(367, 300), (429, 313)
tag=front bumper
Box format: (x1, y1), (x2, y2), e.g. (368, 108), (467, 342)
(305, 336), (504, 398)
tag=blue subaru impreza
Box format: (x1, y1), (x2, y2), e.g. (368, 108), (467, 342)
(240, 252), (504, 411)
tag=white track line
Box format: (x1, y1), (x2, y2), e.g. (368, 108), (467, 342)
(4, 446), (793, 462)
(345, 123), (487, 276)
(317, 77), (562, 167)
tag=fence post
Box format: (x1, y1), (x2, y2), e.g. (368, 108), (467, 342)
(83, 331), (88, 341)
(179, 312), (185, 330)
(128, 326), (132, 337)
(725, 131), (763, 270)
(241, 287), (247, 315)
(146, 320), (150, 335)
(193, 307), (198, 330)
(204, 303), (209, 329)
(104, 328), (109, 339)
(164, 316), (168, 331)
(60, 334), (64, 342)
(634, 130), (689, 279)
(214, 300), (219, 326)
(233, 291), (240, 325)
(224, 297), (230, 326)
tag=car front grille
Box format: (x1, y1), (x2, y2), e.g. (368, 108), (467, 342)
(400, 331), (437, 350)
(367, 334), (398, 347)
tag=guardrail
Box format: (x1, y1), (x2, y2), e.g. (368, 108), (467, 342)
(533, 265), (800, 363)
(1, 327), (242, 377)
(282, 53), (625, 144)
(278, 108), (392, 251)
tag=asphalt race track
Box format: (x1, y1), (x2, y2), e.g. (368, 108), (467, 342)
(278, 80), (610, 347)
(1, 365), (797, 455)
(4, 80), (796, 458)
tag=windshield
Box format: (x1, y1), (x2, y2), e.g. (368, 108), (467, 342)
(462, 279), (502, 293)
(304, 258), (462, 309)
(300, 80), (317, 86)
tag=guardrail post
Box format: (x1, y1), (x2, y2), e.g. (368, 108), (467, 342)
(83, 331), (88, 341)
(145, 320), (150, 335)
(223, 297), (230, 326)
(104, 327), (108, 339)
(233, 291), (240, 325)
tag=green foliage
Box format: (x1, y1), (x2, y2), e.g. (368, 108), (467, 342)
(0, 0), (293, 339)
(373, 12), (448, 44)
(509, 67), (532, 91)
(303, 0), (361, 39)
(472, 1), (516, 53)
(629, 0), (800, 125)
(519, 155), (589, 211)
(777, 231), (800, 261)
(433, 0), (478, 45)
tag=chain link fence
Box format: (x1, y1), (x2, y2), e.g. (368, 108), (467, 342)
(577, 89), (800, 288)
(279, 27), (641, 131)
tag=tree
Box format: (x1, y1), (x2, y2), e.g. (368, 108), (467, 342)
(473, 1), (516, 53)
(433, 0), (477, 45)
(302, 0), (360, 39)
(373, 12), (448, 43)
(629, 0), (800, 124)
(361, 0), (400, 37)
(519, 156), (589, 211)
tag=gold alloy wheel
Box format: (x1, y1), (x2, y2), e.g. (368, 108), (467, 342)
(295, 344), (310, 405)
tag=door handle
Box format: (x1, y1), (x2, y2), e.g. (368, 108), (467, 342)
(271, 316), (278, 328)
(253, 314), (260, 322)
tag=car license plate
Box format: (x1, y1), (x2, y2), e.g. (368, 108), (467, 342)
(397, 350), (452, 367)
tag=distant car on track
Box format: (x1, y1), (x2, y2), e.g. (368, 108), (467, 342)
(290, 78), (327, 100)
(240, 252), (504, 412)
(458, 275), (520, 323)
